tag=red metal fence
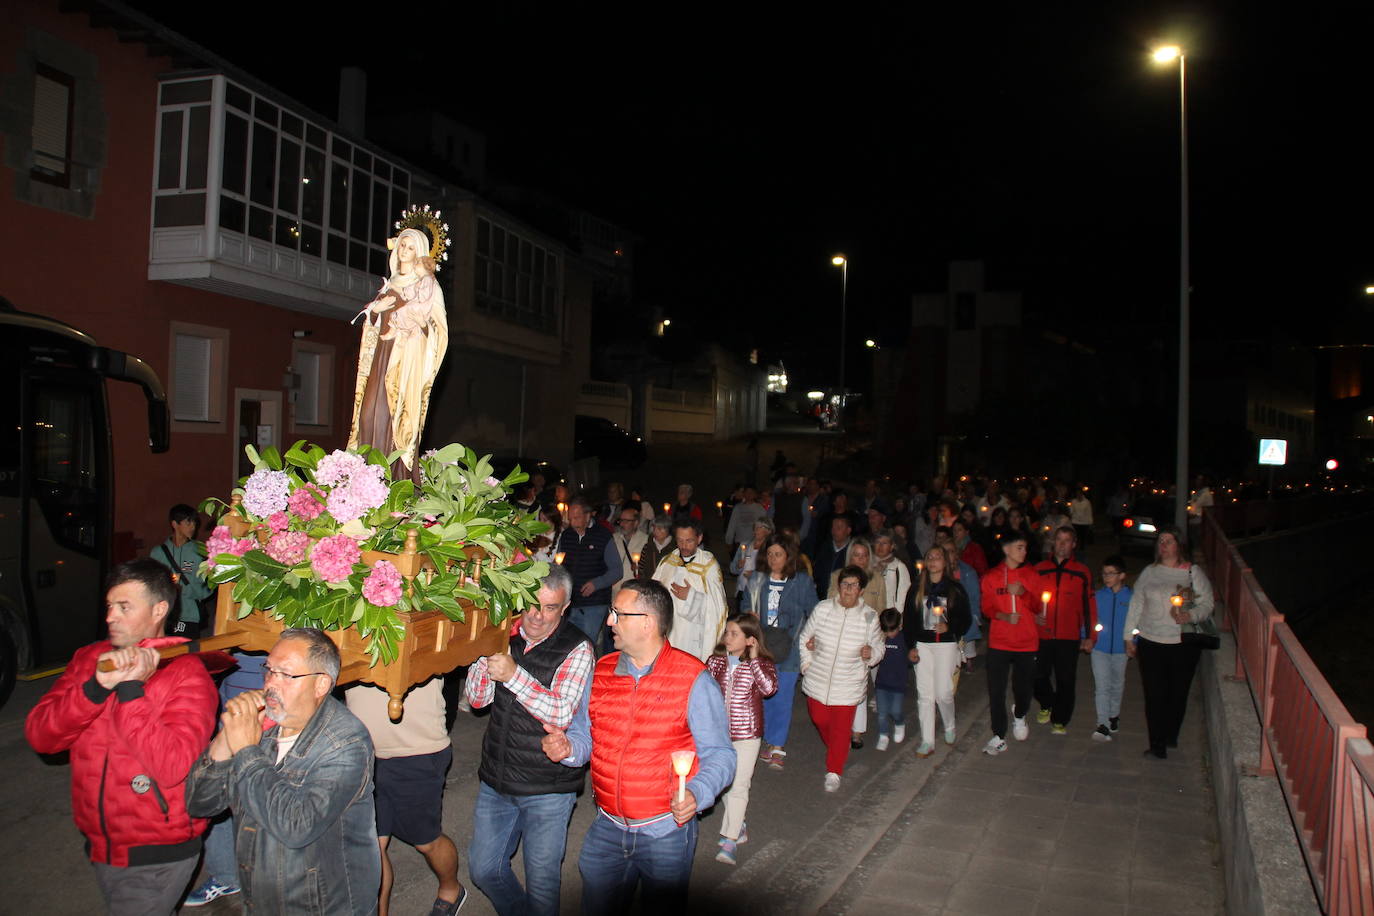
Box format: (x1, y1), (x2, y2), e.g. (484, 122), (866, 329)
(1201, 507), (1372, 914)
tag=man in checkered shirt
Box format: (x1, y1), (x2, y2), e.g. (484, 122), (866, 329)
(464, 565), (595, 916)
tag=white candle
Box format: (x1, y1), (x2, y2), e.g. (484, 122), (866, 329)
(671, 750), (696, 803)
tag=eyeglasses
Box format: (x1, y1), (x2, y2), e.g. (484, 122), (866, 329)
(608, 609), (650, 622)
(263, 665), (326, 682)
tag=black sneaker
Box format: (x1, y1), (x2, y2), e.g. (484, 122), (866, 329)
(1092, 724), (1112, 742)
(1109, 717), (1120, 733)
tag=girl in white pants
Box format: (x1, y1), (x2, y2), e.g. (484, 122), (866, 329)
(903, 546), (974, 756)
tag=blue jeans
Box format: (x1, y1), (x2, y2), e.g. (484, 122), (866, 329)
(578, 814), (698, 915)
(875, 687), (905, 737)
(762, 671), (799, 747)
(468, 782), (577, 916)
(203, 812), (238, 887)
(570, 605), (609, 651)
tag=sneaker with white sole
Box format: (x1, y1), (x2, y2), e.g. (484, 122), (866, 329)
(876, 734), (890, 751)
(1051, 723), (1067, 736)
(716, 839), (738, 865)
(768, 748), (786, 771)
(1036, 708), (1052, 725)
(824, 772), (841, 792)
(893, 724), (906, 744)
(944, 727), (957, 745)
(184, 880), (242, 908)
(1092, 724), (1112, 742)
(1012, 717), (1029, 741)
(915, 741), (935, 757)
(983, 736), (1008, 756)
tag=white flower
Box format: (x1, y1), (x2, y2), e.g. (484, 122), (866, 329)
(443, 223), (449, 231)
(423, 204), (430, 211)
(435, 210), (441, 218)
(442, 253), (448, 260)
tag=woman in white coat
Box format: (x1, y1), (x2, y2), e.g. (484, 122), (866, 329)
(799, 564), (886, 793)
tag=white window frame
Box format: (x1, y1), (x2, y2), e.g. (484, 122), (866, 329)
(289, 340), (336, 435)
(168, 321), (229, 434)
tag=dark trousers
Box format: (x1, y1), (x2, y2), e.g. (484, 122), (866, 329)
(1034, 639), (1082, 726)
(986, 648), (1037, 739)
(1137, 637), (1203, 754)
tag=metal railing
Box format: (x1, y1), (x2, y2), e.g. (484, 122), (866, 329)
(1201, 510), (1372, 914)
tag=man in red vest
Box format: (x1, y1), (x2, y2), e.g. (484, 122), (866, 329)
(542, 580), (734, 913)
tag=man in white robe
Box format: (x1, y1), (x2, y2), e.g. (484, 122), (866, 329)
(652, 520), (728, 662)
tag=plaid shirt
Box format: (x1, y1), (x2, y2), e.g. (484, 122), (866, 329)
(465, 630), (595, 730)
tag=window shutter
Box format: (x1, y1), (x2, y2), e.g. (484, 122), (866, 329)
(32, 72), (71, 176)
(173, 334), (212, 421)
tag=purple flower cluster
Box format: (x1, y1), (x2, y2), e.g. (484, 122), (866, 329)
(288, 483), (326, 520)
(243, 469), (290, 518)
(265, 530), (310, 566)
(315, 450), (369, 486)
(205, 525), (255, 568)
(310, 533), (361, 582)
(362, 560), (404, 608)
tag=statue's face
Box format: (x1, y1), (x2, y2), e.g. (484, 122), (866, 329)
(397, 235), (418, 263)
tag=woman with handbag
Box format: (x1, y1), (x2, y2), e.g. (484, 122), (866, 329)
(1123, 525), (1215, 759)
(742, 534), (815, 771)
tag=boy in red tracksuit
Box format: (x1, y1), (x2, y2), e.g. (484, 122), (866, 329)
(1032, 526), (1099, 733)
(980, 532), (1041, 755)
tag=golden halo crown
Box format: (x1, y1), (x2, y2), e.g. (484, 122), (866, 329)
(389, 204), (451, 272)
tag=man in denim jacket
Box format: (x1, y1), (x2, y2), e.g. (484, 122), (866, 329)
(186, 628), (380, 914)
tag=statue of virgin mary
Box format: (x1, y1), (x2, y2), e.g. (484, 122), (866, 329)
(348, 224), (448, 480)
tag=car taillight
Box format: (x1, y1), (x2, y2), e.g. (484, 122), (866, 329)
(1123, 518), (1135, 528)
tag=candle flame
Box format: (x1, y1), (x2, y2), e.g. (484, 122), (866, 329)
(554, 552), (566, 565)
(671, 749), (696, 775)
(1041, 591), (1052, 603)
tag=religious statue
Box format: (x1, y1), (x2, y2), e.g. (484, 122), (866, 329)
(349, 207), (450, 480)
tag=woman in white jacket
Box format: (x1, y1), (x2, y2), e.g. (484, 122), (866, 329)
(799, 564), (886, 793)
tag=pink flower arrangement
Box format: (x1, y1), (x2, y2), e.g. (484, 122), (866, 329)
(362, 560), (404, 608)
(265, 530), (310, 566)
(288, 483), (327, 520)
(326, 467), (390, 524)
(315, 450), (369, 486)
(310, 533), (361, 582)
(205, 525), (255, 568)
(267, 511), (290, 534)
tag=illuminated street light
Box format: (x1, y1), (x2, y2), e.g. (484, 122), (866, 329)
(1365, 286), (1374, 295)
(832, 254), (848, 431)
(864, 339), (876, 348)
(662, 318), (671, 326)
(1153, 42), (1190, 532)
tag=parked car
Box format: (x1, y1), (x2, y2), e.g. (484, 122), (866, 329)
(1114, 496), (1177, 553)
(574, 415), (646, 468)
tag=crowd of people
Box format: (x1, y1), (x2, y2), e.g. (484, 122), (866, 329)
(26, 470), (1216, 915)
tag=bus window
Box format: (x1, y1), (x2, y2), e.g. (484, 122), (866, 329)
(31, 384), (99, 554)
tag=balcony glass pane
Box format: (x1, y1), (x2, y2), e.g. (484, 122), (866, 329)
(301, 223), (321, 257)
(153, 193), (204, 227)
(186, 105), (210, 190)
(275, 214), (300, 251)
(219, 195), (245, 233)
(248, 205), (272, 241)
(221, 112), (248, 194)
(349, 168), (369, 239)
(157, 110), (183, 190)
(277, 137), (300, 214)
(160, 79), (211, 104)
(249, 124), (276, 206)
(302, 148), (325, 224)
(329, 160), (348, 232)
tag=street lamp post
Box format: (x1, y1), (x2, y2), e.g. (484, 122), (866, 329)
(832, 254), (848, 430)
(1154, 44), (1190, 532)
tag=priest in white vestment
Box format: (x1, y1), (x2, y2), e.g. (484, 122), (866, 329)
(652, 520), (728, 662)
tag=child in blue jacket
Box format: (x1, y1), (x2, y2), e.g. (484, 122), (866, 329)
(1090, 555), (1133, 741)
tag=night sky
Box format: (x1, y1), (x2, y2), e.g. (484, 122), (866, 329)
(128, 1), (1374, 388)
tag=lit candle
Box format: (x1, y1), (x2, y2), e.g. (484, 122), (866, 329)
(671, 749), (696, 803)
(663, 502), (671, 514)
(1094, 622), (1104, 632)
(631, 552), (641, 565)
(915, 560), (924, 573)
(554, 552), (566, 565)
(557, 501), (567, 514)
(1171, 594), (1184, 607)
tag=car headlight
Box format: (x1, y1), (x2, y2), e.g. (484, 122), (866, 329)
(1139, 523), (1157, 533)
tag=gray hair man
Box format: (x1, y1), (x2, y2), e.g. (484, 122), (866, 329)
(185, 629), (379, 914)
(464, 565), (595, 915)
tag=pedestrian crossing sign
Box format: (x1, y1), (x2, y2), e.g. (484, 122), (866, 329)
(1258, 438), (1287, 466)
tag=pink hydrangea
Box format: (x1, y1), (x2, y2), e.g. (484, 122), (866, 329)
(265, 530), (310, 566)
(205, 525), (256, 567)
(288, 483), (327, 520)
(362, 560), (404, 608)
(310, 533), (361, 582)
(315, 450), (369, 486)
(326, 469), (390, 524)
(267, 511), (290, 534)
(242, 469), (290, 517)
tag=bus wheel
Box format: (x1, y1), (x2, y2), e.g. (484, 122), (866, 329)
(0, 625), (16, 711)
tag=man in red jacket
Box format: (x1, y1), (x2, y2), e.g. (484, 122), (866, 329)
(980, 532), (1041, 755)
(1032, 527), (1098, 734)
(26, 559), (217, 915)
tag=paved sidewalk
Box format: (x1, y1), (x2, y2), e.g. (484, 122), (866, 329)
(820, 659), (1227, 915)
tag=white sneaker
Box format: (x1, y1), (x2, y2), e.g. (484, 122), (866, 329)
(983, 736), (1008, 756)
(824, 772), (841, 792)
(1012, 717), (1029, 741)
(876, 734), (891, 751)
(893, 724), (906, 744)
